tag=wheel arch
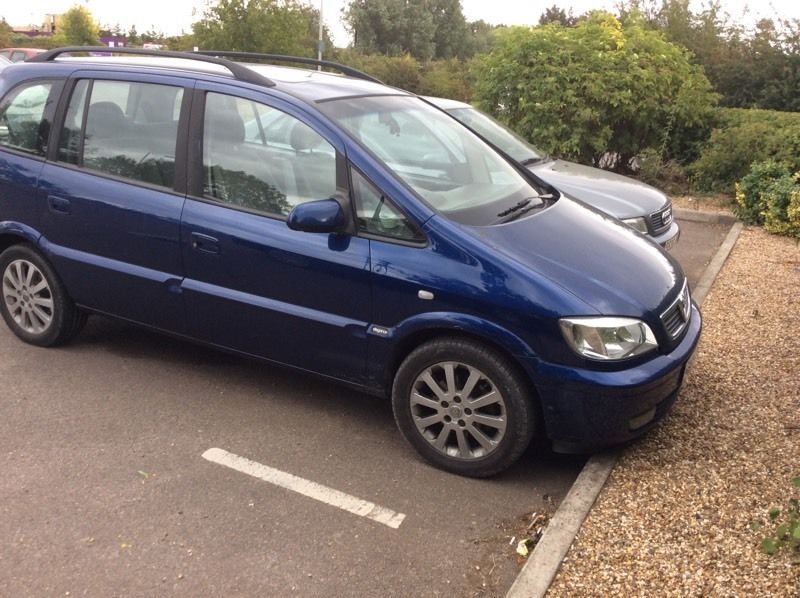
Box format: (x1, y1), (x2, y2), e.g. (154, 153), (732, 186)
(0, 222), (41, 254)
(383, 315), (544, 432)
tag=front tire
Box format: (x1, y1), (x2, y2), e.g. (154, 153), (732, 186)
(392, 338), (536, 477)
(0, 244), (86, 347)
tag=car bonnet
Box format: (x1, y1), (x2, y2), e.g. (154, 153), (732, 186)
(529, 159), (670, 219)
(465, 197), (683, 318)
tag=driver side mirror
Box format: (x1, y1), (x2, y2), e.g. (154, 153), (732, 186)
(287, 198), (345, 234)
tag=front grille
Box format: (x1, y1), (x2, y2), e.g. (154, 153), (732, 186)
(648, 203), (673, 235)
(660, 280), (691, 339)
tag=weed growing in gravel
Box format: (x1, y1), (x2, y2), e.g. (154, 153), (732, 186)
(753, 477), (800, 560)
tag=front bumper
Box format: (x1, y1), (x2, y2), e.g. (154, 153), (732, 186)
(523, 303), (701, 452)
(652, 221), (680, 251)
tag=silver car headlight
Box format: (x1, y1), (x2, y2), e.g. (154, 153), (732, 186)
(621, 217), (649, 234)
(559, 316), (658, 360)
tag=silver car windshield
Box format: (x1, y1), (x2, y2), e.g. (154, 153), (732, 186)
(319, 95), (546, 224)
(446, 107), (545, 163)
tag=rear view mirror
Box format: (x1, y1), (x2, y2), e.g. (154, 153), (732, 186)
(287, 198), (345, 233)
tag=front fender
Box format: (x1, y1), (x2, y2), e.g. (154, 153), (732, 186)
(364, 311), (541, 393)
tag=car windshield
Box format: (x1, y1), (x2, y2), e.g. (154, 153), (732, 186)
(318, 95), (548, 225)
(445, 107), (546, 164)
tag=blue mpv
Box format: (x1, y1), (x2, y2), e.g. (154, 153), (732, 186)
(0, 48), (701, 476)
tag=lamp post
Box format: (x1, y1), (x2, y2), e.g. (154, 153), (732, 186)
(317, 0), (324, 69)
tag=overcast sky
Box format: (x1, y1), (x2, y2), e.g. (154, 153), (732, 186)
(2, 0), (797, 44)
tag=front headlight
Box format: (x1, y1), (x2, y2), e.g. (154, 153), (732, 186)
(559, 317), (658, 361)
(621, 217), (649, 234)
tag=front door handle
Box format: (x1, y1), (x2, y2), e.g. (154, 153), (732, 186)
(191, 232), (220, 255)
(48, 195), (72, 215)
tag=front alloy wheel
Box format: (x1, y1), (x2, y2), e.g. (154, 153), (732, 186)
(410, 361), (507, 460)
(392, 338), (536, 477)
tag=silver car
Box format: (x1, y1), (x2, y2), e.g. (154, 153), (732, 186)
(425, 96), (680, 249)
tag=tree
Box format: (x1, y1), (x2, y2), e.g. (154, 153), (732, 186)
(617, 0), (800, 112)
(344, 0), (477, 60)
(429, 0), (469, 58)
(344, 0), (436, 60)
(192, 0), (328, 57)
(53, 5), (100, 46)
(465, 20), (503, 55)
(538, 5), (577, 27)
(473, 13), (718, 168)
(0, 19), (13, 48)
(127, 25), (139, 45)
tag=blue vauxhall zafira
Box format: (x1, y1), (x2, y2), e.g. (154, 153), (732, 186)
(0, 48), (701, 476)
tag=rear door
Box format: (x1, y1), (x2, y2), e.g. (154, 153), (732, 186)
(37, 72), (191, 331)
(180, 84), (371, 383)
(0, 78), (62, 229)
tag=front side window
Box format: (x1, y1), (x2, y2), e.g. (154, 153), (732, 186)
(318, 95), (548, 226)
(203, 92), (336, 218)
(57, 79), (184, 188)
(0, 81), (54, 156)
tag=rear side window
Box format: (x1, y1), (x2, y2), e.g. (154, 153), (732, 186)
(0, 81), (54, 156)
(57, 80), (184, 189)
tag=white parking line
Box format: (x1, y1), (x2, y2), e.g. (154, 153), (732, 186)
(202, 448), (406, 529)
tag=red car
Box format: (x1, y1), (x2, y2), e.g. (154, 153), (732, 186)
(0, 48), (46, 62)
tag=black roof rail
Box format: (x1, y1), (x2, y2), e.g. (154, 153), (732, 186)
(28, 46), (276, 88)
(192, 51), (384, 84)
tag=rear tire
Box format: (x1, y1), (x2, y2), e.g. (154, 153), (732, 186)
(0, 244), (86, 347)
(392, 337), (536, 477)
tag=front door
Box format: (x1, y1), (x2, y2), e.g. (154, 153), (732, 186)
(180, 86), (371, 383)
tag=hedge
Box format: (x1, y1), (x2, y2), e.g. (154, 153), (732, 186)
(691, 108), (800, 193)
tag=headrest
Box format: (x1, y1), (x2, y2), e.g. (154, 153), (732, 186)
(86, 102), (126, 140)
(205, 111), (245, 145)
(290, 122), (323, 151)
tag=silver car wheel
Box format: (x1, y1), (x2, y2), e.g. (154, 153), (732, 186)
(2, 259), (54, 335)
(410, 361), (508, 460)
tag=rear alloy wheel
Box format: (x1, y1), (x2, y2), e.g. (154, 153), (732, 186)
(0, 245), (85, 347)
(392, 338), (536, 477)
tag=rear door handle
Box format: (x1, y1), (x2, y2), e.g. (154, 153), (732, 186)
(190, 232), (220, 255)
(48, 195), (71, 215)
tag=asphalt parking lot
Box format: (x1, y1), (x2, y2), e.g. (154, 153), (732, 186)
(0, 215), (733, 597)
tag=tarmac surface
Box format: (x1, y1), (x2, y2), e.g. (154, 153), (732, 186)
(0, 215), (731, 597)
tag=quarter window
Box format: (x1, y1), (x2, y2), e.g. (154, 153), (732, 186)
(57, 80), (184, 189)
(0, 81), (54, 156)
(351, 169), (423, 243)
(203, 92), (336, 217)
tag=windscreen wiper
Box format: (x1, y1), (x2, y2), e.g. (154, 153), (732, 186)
(495, 194), (554, 224)
(520, 156), (549, 166)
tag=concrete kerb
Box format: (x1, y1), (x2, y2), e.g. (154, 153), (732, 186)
(674, 207), (737, 225)
(505, 220), (745, 598)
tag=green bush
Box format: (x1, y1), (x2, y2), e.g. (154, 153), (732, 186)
(762, 175), (800, 237)
(691, 108), (800, 193)
(636, 148), (690, 195)
(735, 160), (791, 225)
(416, 58), (475, 102)
(471, 13), (717, 169)
(735, 160), (800, 238)
(335, 51), (422, 91)
(332, 50), (474, 101)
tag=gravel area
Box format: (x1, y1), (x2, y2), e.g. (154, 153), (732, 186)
(548, 227), (800, 597)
